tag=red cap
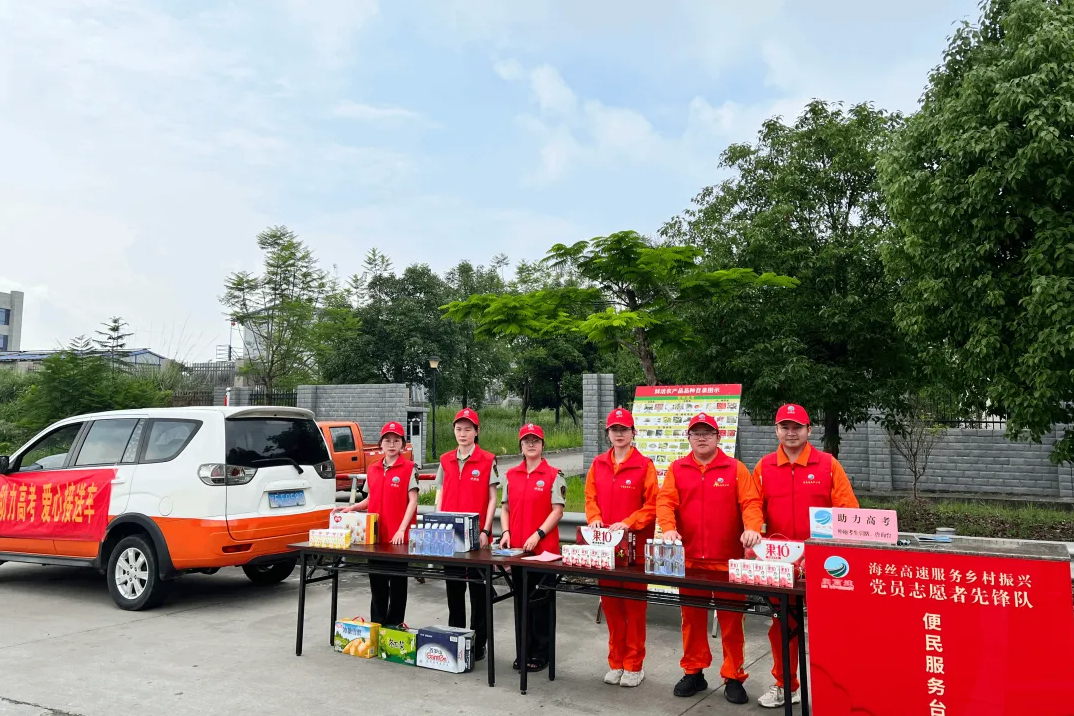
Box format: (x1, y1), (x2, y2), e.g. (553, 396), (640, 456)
(687, 412), (720, 432)
(775, 404), (810, 425)
(454, 408), (480, 428)
(380, 421), (405, 440)
(518, 423), (545, 441)
(605, 408), (634, 429)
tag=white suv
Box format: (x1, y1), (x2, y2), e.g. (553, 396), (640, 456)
(0, 406), (336, 610)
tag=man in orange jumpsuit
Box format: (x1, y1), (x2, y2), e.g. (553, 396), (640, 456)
(657, 412), (763, 705)
(584, 408), (659, 688)
(752, 403), (859, 709)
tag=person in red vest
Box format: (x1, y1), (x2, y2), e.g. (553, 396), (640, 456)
(657, 412), (764, 705)
(434, 407), (500, 661)
(499, 422), (565, 672)
(334, 421), (419, 626)
(752, 403), (859, 709)
(584, 407), (658, 688)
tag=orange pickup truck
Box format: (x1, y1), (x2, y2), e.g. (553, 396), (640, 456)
(318, 420), (416, 493)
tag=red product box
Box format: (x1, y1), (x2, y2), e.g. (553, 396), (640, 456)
(576, 526), (635, 568)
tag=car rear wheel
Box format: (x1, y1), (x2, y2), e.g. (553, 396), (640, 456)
(107, 535), (168, 611)
(242, 558), (297, 585)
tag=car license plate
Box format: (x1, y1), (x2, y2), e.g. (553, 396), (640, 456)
(268, 490), (306, 508)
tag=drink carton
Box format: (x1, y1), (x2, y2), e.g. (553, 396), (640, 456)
(742, 560), (756, 585)
(378, 624), (418, 666)
(779, 562), (795, 589)
(422, 512), (481, 552)
(729, 559), (743, 584)
(334, 617), (380, 658)
(416, 626), (474, 673)
(329, 512), (377, 545)
(764, 561), (780, 586)
(576, 526), (636, 567)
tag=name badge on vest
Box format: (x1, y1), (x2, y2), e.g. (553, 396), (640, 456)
(470, 468), (481, 481)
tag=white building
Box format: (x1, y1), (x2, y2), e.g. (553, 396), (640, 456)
(0, 290), (24, 352)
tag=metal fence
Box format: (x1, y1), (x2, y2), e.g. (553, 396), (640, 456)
(169, 389), (215, 407)
(247, 388), (298, 407)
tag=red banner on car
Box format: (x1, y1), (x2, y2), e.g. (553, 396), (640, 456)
(806, 542), (1074, 715)
(0, 468), (114, 541)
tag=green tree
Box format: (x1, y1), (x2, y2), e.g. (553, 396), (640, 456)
(221, 226), (328, 391)
(879, 0), (1074, 463)
(443, 231), (796, 386)
(661, 101), (909, 455)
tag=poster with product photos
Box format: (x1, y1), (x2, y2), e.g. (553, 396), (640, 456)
(631, 384), (742, 487)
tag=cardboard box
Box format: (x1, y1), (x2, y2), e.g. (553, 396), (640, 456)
(416, 626), (474, 673)
(422, 512), (480, 552)
(329, 511), (378, 544)
(309, 528), (352, 549)
(334, 618), (380, 658)
(576, 526), (635, 567)
(378, 624), (418, 666)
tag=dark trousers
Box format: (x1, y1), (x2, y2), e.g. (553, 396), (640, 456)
(369, 559), (408, 627)
(512, 567), (551, 664)
(444, 566), (487, 654)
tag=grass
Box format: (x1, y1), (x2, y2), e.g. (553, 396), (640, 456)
(425, 404), (582, 462)
(556, 480), (1074, 541)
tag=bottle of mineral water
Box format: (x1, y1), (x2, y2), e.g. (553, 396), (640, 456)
(674, 540), (686, 577)
(408, 523), (417, 554)
(644, 539), (655, 574)
(441, 524), (453, 555)
(653, 539), (665, 575)
(414, 517), (425, 555)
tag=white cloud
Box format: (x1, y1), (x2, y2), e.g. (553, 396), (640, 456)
(493, 59), (525, 81)
(282, 0), (379, 67)
(529, 65), (577, 117)
(332, 101), (424, 123)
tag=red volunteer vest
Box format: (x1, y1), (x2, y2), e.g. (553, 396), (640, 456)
(759, 445), (834, 540)
(439, 446), (497, 519)
(590, 447), (656, 549)
(367, 457), (415, 544)
(505, 459), (561, 555)
(669, 450), (745, 562)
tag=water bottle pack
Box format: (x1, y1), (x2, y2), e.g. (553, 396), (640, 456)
(644, 538), (685, 577)
(408, 521), (456, 557)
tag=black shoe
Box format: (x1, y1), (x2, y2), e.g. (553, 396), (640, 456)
(724, 679), (749, 704)
(673, 671), (709, 697)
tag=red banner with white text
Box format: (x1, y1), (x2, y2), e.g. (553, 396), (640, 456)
(806, 542), (1074, 716)
(0, 469), (114, 541)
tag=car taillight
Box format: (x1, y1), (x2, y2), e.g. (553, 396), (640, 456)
(315, 460), (335, 480)
(198, 464), (258, 486)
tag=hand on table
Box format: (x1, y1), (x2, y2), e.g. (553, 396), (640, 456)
(479, 532), (490, 549)
(391, 529), (406, 545)
(499, 533), (511, 550)
(523, 533), (540, 552)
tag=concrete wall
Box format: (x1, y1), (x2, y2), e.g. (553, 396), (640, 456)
(582, 373), (617, 473)
(296, 384), (409, 438)
(582, 374), (1074, 500)
(0, 290), (24, 352)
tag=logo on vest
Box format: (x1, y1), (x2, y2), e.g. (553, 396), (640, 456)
(625, 479), (632, 486)
(536, 480), (545, 488)
(391, 476), (400, 484)
(716, 477), (725, 485)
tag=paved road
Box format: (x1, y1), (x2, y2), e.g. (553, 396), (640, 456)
(0, 560), (803, 716)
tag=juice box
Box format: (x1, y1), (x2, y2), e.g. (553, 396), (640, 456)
(378, 624), (418, 666)
(329, 511), (378, 544)
(729, 559), (743, 583)
(742, 560), (757, 585)
(779, 562), (795, 589)
(576, 526), (636, 567)
(416, 626), (473, 673)
(334, 618), (380, 658)
(765, 561), (781, 586)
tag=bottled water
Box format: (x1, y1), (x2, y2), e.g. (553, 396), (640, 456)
(413, 518), (424, 555)
(654, 540), (666, 575)
(644, 539), (655, 575)
(441, 525), (452, 556)
(408, 524), (417, 554)
(674, 540), (686, 577)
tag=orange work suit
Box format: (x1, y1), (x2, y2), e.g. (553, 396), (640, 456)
(752, 443), (858, 690)
(657, 451), (763, 681)
(584, 447), (658, 672)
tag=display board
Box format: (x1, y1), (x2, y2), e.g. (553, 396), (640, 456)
(806, 541), (1074, 715)
(632, 384), (743, 484)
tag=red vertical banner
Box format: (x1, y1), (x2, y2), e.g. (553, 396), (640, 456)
(806, 542), (1074, 715)
(0, 469), (114, 541)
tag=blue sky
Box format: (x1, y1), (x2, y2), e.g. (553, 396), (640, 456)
(0, 0), (980, 360)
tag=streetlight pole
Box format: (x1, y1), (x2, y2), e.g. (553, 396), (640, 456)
(428, 356), (441, 461)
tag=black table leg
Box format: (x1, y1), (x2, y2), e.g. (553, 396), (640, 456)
(296, 551), (307, 656)
(548, 583), (556, 682)
(796, 598), (810, 715)
(520, 567), (530, 695)
(779, 594), (793, 716)
(485, 565), (496, 687)
(330, 559), (339, 647)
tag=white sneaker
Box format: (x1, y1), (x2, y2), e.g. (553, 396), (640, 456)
(619, 670), (645, 688)
(604, 668), (624, 685)
(758, 685), (801, 708)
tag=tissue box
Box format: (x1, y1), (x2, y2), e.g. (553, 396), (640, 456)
(575, 526), (635, 567)
(329, 511), (378, 544)
(334, 618), (380, 658)
(378, 624), (418, 666)
(416, 626), (474, 673)
(422, 512), (480, 552)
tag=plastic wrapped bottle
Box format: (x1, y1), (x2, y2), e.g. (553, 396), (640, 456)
(441, 524), (452, 555)
(414, 517), (425, 555)
(408, 523), (417, 554)
(644, 539), (654, 574)
(674, 540), (686, 576)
